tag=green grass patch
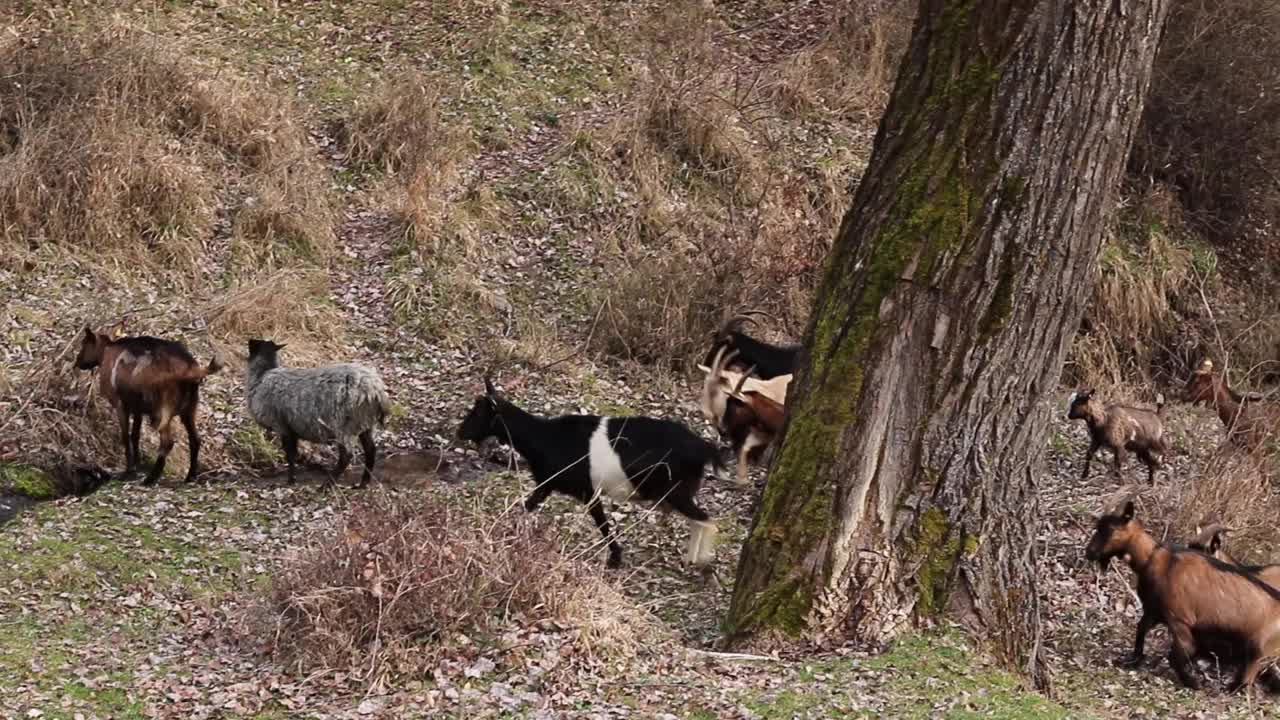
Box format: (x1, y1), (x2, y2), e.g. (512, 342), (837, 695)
(864, 632), (1071, 719)
(228, 425), (285, 467)
(0, 616), (146, 719)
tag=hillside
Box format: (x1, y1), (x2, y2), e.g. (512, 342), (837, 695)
(2, 1), (1280, 718)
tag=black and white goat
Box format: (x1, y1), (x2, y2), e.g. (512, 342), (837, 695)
(701, 313), (801, 380)
(456, 378), (724, 569)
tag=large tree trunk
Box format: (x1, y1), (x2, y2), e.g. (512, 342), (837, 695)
(726, 0), (1171, 682)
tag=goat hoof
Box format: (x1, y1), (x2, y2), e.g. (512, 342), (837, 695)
(1117, 654), (1142, 669)
(606, 554), (623, 569)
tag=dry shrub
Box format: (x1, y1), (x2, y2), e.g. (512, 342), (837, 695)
(343, 75), (472, 252)
(253, 492), (659, 689)
(1068, 185), (1206, 389)
(587, 1), (865, 365)
(0, 335), (121, 470)
(1134, 0), (1280, 247)
(0, 22), (333, 276)
(201, 268), (345, 362)
(770, 0), (914, 121)
(1140, 451), (1280, 564)
(595, 244), (749, 367)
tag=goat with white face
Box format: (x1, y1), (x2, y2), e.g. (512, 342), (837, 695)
(700, 347), (785, 485)
(457, 378), (724, 569)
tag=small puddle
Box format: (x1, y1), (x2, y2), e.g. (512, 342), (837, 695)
(0, 494), (37, 525)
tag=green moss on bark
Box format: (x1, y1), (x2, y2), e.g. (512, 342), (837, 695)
(911, 507), (969, 617)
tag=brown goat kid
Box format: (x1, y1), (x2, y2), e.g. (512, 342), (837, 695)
(75, 327), (223, 485)
(1184, 360), (1278, 452)
(1086, 501), (1280, 692)
(1066, 390), (1167, 484)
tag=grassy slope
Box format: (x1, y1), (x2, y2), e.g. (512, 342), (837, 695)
(2, 1), (1279, 718)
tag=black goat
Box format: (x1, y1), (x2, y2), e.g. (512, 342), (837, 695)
(457, 378), (724, 569)
(701, 314), (800, 380)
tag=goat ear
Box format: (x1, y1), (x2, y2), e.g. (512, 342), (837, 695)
(1120, 501), (1135, 521)
(82, 326), (95, 340)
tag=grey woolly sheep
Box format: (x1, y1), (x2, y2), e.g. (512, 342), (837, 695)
(245, 339), (391, 487)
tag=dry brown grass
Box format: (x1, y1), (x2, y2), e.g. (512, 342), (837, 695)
(1135, 0), (1280, 247)
(769, 0), (913, 122)
(249, 491), (660, 690)
(581, 1), (894, 366)
(1067, 185), (1205, 389)
(201, 268), (346, 366)
(0, 22), (333, 278)
(1135, 450), (1280, 564)
(342, 74), (473, 253)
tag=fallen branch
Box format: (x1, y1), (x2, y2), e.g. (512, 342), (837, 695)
(687, 648), (780, 662)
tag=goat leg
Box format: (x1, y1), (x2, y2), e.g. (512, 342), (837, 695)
(281, 433), (300, 484)
(586, 499), (623, 568)
(357, 429), (376, 489)
(1166, 623), (1202, 690)
(1081, 441), (1099, 481)
(735, 444), (751, 485)
(1119, 608), (1157, 668)
(128, 412), (143, 473)
(142, 418), (174, 486)
(116, 407), (134, 477)
(333, 442), (352, 486)
(523, 483), (554, 512)
(1228, 656), (1266, 695)
(1111, 447), (1127, 483)
(667, 493), (716, 567)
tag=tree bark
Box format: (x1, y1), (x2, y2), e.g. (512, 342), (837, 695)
(725, 0), (1171, 684)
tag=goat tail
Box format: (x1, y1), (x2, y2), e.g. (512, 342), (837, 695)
(206, 355), (225, 376)
(378, 392), (393, 427)
(181, 355), (225, 382)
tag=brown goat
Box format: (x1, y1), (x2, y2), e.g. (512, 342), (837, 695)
(700, 347), (781, 485)
(1189, 523), (1280, 589)
(75, 327), (222, 485)
(1184, 359), (1278, 452)
(1066, 390), (1167, 484)
(1086, 501), (1280, 691)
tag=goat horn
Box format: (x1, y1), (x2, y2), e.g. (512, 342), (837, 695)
(725, 314), (761, 331)
(732, 364), (757, 396)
